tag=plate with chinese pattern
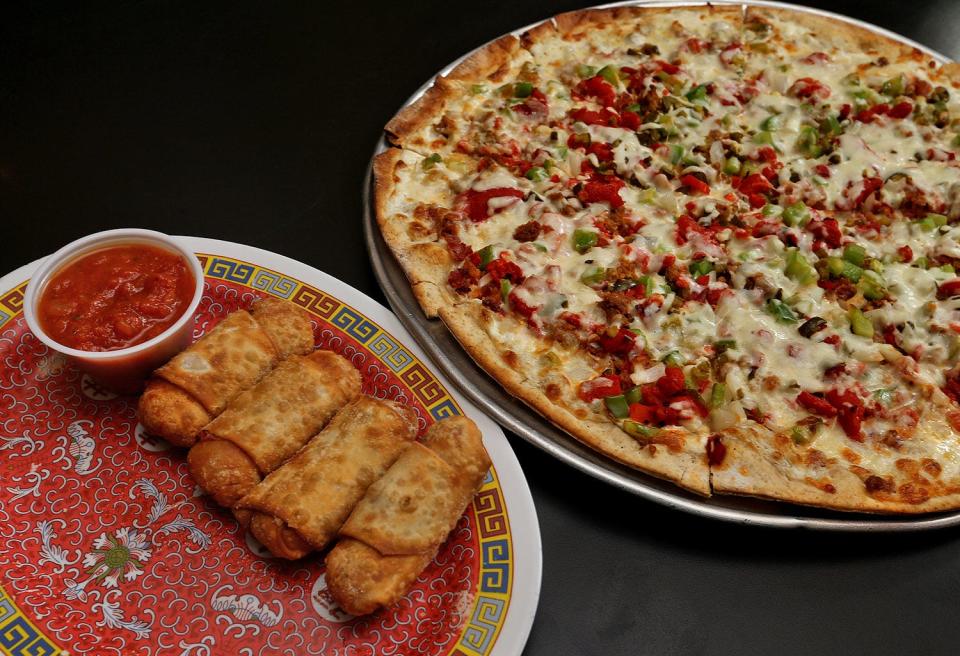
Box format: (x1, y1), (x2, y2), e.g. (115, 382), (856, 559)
(0, 236), (541, 656)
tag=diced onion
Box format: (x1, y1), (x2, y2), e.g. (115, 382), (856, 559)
(631, 363), (665, 386)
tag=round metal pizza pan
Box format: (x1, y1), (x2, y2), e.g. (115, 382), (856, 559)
(363, 0), (960, 531)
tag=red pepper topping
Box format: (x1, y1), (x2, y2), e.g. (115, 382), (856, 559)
(597, 327), (636, 355)
(706, 435), (727, 466)
(938, 279), (960, 300)
(578, 374), (622, 402)
(787, 77), (831, 101)
(620, 110), (641, 130)
(737, 173), (773, 196)
(656, 60), (680, 75)
(679, 174), (710, 195)
(629, 403), (657, 423)
(887, 101), (913, 119)
(897, 245), (913, 263)
(943, 371), (960, 405)
(657, 366), (686, 396)
(507, 290), (538, 319)
(587, 141), (614, 162)
(461, 188), (525, 222)
(484, 256), (525, 284)
(574, 76), (617, 107)
(578, 177), (625, 208)
(797, 391), (838, 417)
(807, 217), (843, 249)
(825, 388), (865, 442)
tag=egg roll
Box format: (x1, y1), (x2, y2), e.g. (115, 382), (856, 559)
(138, 298), (313, 447)
(234, 396), (417, 559)
(187, 350), (362, 508)
(325, 416), (491, 616)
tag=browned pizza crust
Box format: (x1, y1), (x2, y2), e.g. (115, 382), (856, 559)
(745, 5), (921, 61)
(439, 301), (711, 495)
(713, 423), (960, 514)
(372, 148), (460, 317)
(385, 77), (457, 148)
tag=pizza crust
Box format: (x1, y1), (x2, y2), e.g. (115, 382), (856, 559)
(713, 423), (960, 514)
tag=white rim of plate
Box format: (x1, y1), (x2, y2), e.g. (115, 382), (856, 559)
(0, 236), (543, 656)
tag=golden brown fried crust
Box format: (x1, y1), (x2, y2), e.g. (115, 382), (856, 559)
(249, 512), (313, 560)
(325, 539), (430, 616)
(138, 378), (211, 448)
(187, 438), (262, 508)
(249, 296), (314, 359)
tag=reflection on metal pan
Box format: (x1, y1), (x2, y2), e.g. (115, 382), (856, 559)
(364, 1), (960, 531)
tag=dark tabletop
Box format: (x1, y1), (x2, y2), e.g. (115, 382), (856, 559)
(3, 2), (960, 655)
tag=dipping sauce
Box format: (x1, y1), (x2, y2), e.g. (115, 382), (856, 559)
(37, 244), (196, 352)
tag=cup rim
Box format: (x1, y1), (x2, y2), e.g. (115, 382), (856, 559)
(22, 229), (204, 360)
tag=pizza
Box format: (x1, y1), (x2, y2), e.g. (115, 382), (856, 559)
(374, 4), (960, 513)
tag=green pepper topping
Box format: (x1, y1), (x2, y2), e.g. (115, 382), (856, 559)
(914, 256), (929, 269)
(625, 386), (643, 406)
(532, 242), (548, 253)
(605, 394), (630, 418)
(868, 260), (884, 273)
(570, 132), (591, 147)
(572, 229), (598, 254)
(714, 339), (737, 354)
(500, 279), (511, 303)
(598, 64), (620, 86)
(470, 83), (486, 95)
(767, 298), (798, 324)
(881, 74), (906, 97)
(638, 275), (654, 296)
(662, 350), (684, 367)
(858, 270), (887, 301)
(843, 244), (867, 267)
(622, 420), (660, 439)
(760, 114), (782, 131)
(785, 248), (818, 284)
(753, 130), (776, 146)
(525, 166), (547, 182)
(848, 307), (874, 338)
(873, 388), (894, 406)
(918, 213), (948, 231)
(514, 82), (534, 98)
(580, 265), (606, 286)
(669, 144), (685, 164)
(576, 64), (597, 79)
(421, 153), (442, 170)
(826, 256), (862, 282)
(796, 125), (822, 158)
(688, 258), (714, 277)
(821, 114), (842, 135)
(710, 382), (727, 409)
(790, 425), (814, 445)
(781, 201), (810, 226)
(477, 245), (496, 269)
(943, 264), (957, 274)
(723, 156), (741, 175)
(685, 84), (708, 102)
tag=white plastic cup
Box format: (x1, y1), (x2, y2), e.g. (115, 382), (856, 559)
(23, 229), (204, 394)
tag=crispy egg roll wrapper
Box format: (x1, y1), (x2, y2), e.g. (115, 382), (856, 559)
(235, 396), (417, 558)
(326, 416), (491, 615)
(187, 350), (362, 507)
(139, 299), (313, 447)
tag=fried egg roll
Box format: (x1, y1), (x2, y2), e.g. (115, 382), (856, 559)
(138, 298), (313, 447)
(234, 396), (417, 560)
(187, 350), (361, 508)
(325, 416), (491, 616)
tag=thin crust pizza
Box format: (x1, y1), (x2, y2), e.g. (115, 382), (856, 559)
(375, 4), (960, 512)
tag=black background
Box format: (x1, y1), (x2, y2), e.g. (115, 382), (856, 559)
(3, 2), (960, 655)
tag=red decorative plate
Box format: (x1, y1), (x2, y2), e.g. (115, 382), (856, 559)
(0, 237), (541, 656)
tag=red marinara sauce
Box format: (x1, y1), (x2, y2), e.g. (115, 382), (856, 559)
(37, 244), (195, 352)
